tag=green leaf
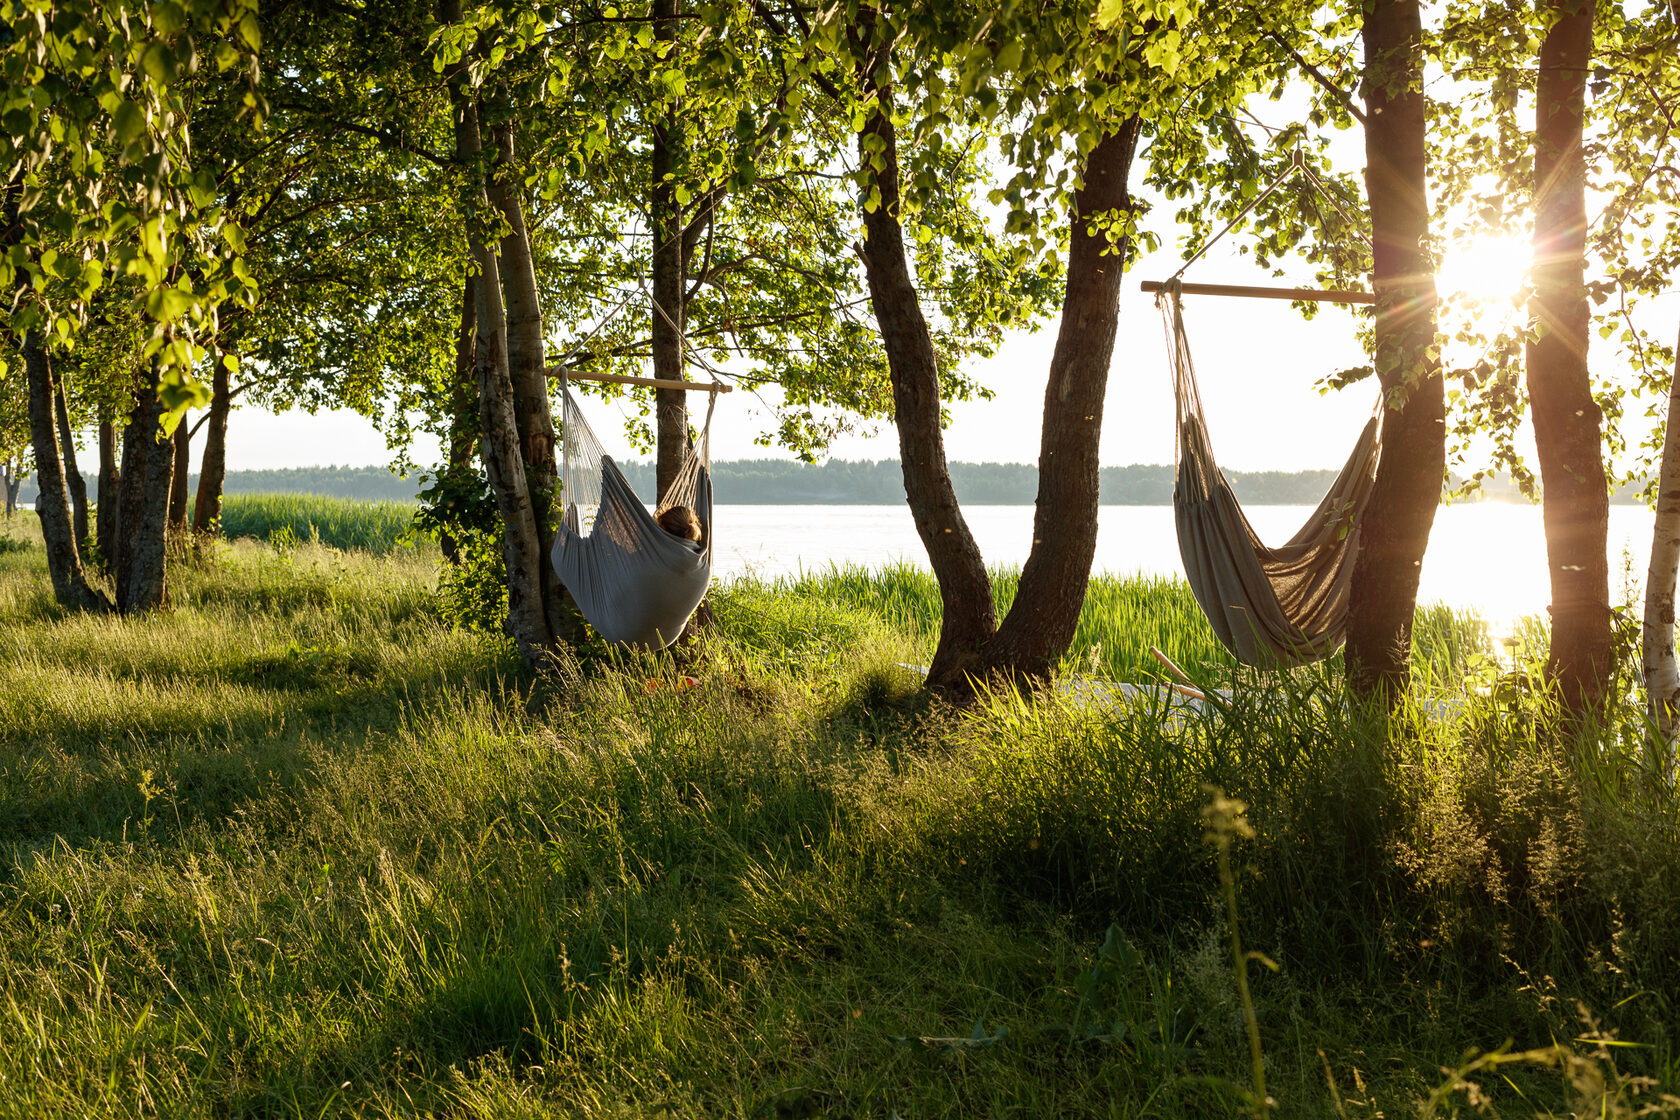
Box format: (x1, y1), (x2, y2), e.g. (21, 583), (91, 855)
(113, 100), (146, 144)
(1095, 0), (1126, 28)
(237, 13), (262, 52)
(145, 286), (194, 323)
(141, 43), (180, 87)
(151, 0), (187, 35)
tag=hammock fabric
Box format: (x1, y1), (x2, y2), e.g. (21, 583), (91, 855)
(1161, 288), (1382, 667)
(551, 385), (714, 651)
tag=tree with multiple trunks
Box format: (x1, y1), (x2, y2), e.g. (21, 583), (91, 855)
(419, 0), (1020, 664)
(817, 0), (1430, 700)
(2, 0), (264, 612)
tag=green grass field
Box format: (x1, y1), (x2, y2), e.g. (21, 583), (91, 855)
(218, 493), (425, 553)
(1, 507), (1676, 1118)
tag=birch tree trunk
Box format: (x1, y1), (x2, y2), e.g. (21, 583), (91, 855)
(488, 114), (576, 640)
(441, 274), (478, 565)
(1529, 0), (1611, 712)
(24, 333), (108, 610)
(442, 0), (556, 666)
(1345, 0), (1445, 706)
(1642, 331), (1680, 737)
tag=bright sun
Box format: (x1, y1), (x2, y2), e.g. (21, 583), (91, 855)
(1438, 233), (1530, 305)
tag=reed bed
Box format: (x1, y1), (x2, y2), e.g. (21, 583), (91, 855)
(218, 493), (425, 554)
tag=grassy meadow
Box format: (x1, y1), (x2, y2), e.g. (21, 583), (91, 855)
(1, 506), (1678, 1118)
(218, 493), (426, 554)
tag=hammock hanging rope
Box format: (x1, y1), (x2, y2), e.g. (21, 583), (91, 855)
(1161, 286), (1381, 667)
(551, 371), (719, 652)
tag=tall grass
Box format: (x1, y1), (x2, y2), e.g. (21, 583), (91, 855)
(0, 538), (1676, 1117)
(219, 493), (425, 553)
(762, 562), (1495, 686)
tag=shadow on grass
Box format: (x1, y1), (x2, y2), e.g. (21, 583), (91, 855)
(0, 651), (529, 856)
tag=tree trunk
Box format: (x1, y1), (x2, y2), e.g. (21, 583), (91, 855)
(2, 459), (15, 516)
(1529, 0), (1610, 712)
(192, 351), (231, 534)
(441, 14), (555, 666)
(97, 410), (119, 563)
(114, 364), (174, 613)
(1345, 0), (1445, 705)
(53, 374), (88, 549)
(441, 274), (479, 565)
(1642, 327), (1680, 738)
(167, 421), (192, 533)
(852, 39), (998, 689)
(488, 113), (577, 640)
(980, 121), (1143, 688)
(23, 333), (108, 610)
(651, 0), (689, 499)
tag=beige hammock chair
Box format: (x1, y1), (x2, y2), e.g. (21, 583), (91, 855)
(1160, 285), (1380, 667)
(1146, 149), (1382, 668)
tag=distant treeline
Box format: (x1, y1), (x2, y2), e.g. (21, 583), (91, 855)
(614, 459), (1354, 505)
(19, 460), (1654, 506)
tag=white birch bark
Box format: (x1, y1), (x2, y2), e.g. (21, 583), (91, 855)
(1642, 329), (1680, 739)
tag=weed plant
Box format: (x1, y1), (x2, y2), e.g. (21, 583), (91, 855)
(0, 537), (1676, 1117)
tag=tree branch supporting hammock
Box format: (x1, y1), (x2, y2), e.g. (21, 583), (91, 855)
(1162, 288), (1381, 667)
(551, 382), (717, 651)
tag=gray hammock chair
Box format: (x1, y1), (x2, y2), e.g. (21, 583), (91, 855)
(551, 382), (716, 651)
(1161, 286), (1382, 667)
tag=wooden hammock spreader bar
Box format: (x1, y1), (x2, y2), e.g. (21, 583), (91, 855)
(1141, 280), (1375, 305)
(547, 369), (733, 393)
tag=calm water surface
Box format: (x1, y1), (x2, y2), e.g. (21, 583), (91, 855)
(16, 499), (1656, 637)
(710, 503), (1658, 639)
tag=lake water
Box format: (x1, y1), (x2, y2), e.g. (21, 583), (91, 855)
(15, 499), (1657, 639)
(710, 503), (1659, 640)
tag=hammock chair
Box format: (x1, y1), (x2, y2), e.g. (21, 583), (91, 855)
(1144, 147), (1382, 667)
(551, 373), (721, 651)
(1161, 285), (1380, 667)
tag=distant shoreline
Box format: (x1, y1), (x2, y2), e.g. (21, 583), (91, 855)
(17, 460), (1650, 507)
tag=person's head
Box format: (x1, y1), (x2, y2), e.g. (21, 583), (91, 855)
(657, 505), (702, 542)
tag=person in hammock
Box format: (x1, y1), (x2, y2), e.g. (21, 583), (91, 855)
(656, 505), (703, 546)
